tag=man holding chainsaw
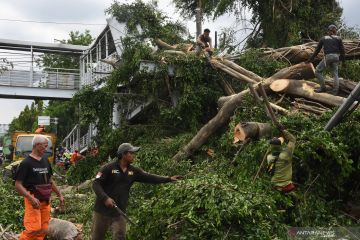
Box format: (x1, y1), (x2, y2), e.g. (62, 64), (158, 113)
(91, 143), (182, 240)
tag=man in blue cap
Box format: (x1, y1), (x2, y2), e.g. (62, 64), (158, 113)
(91, 143), (182, 240)
(306, 24), (345, 95)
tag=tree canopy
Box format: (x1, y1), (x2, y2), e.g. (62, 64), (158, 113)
(173, 0), (343, 48)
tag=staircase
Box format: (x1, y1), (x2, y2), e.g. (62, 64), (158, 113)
(62, 123), (96, 153)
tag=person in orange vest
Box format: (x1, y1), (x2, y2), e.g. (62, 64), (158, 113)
(70, 150), (84, 165)
(15, 135), (65, 240)
(35, 125), (45, 133)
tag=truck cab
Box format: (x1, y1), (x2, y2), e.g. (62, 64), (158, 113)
(12, 132), (57, 162)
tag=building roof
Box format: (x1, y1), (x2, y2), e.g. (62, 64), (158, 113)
(0, 38), (87, 55)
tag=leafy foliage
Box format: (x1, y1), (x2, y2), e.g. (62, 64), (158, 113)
(4, 1), (360, 239)
(107, 0), (187, 43)
(0, 178), (23, 232)
(8, 101), (45, 134)
(38, 30), (93, 69)
(173, 0), (343, 48)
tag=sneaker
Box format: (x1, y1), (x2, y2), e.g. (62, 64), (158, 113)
(314, 87), (326, 93)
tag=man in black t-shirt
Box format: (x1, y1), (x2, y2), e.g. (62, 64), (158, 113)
(15, 135), (64, 240)
(91, 143), (182, 240)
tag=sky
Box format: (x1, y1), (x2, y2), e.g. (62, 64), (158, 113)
(0, 0), (358, 124)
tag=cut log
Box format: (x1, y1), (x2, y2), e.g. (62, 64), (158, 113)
(268, 62), (315, 82)
(249, 84), (290, 115)
(173, 63), (313, 161)
(325, 78), (357, 94)
(233, 122), (272, 143)
(218, 62), (315, 107)
(48, 218), (80, 240)
(270, 79), (345, 107)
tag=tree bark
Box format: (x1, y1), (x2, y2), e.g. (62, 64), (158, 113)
(154, 39), (177, 50)
(233, 122), (272, 143)
(218, 62), (315, 106)
(210, 59), (258, 84)
(172, 90), (248, 161)
(270, 79), (345, 107)
(325, 78), (357, 94)
(262, 40), (360, 64)
(172, 63), (313, 161)
(220, 59), (263, 82)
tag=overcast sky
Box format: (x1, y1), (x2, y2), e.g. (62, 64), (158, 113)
(0, 0), (358, 124)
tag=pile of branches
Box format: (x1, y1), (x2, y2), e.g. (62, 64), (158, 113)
(152, 38), (359, 161)
(0, 225), (17, 240)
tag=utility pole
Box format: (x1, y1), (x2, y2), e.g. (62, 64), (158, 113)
(195, 0), (202, 37)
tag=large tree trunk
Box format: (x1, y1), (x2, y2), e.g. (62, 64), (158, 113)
(154, 39), (177, 50)
(220, 59), (263, 82)
(270, 79), (345, 107)
(233, 122), (272, 143)
(172, 90), (248, 161)
(210, 60), (258, 84)
(325, 78), (357, 94)
(172, 63), (314, 161)
(262, 40), (360, 64)
(218, 62), (315, 107)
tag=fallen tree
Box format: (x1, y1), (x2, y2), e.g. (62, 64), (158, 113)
(218, 62), (315, 107)
(233, 122), (272, 143)
(261, 40), (360, 64)
(325, 78), (358, 94)
(270, 79), (345, 107)
(173, 63), (315, 161)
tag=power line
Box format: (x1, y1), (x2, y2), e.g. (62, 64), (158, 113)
(0, 18), (106, 26)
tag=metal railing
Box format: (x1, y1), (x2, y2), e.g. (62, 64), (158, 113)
(62, 123), (95, 153)
(0, 68), (80, 90)
(81, 52), (118, 87)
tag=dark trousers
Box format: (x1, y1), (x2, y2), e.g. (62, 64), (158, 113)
(91, 211), (126, 240)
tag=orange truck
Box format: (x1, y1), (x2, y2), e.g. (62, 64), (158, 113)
(12, 131), (57, 162)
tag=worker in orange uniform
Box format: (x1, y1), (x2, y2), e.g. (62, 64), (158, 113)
(70, 149), (85, 165)
(35, 125), (45, 133)
(15, 135), (64, 240)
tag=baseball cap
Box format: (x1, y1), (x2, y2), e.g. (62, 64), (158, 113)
(117, 143), (140, 155)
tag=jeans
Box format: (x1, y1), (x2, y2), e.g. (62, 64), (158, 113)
(91, 211), (126, 240)
(315, 53), (340, 91)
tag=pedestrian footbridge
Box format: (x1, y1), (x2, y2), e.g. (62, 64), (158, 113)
(0, 38), (87, 100)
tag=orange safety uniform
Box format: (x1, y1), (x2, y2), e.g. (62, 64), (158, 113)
(70, 151), (84, 164)
(35, 125), (45, 133)
(19, 197), (51, 240)
(16, 155), (53, 240)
